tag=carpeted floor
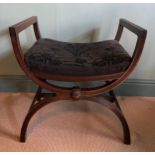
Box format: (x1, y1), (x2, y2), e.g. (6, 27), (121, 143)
(0, 93), (155, 152)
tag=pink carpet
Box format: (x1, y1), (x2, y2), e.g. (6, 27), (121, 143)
(0, 93), (155, 151)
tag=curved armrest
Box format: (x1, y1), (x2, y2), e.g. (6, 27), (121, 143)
(9, 16), (41, 39)
(115, 19), (147, 61)
(84, 20), (147, 95)
(115, 18), (147, 40)
(9, 16), (41, 62)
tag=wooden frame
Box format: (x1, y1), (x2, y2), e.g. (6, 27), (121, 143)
(9, 16), (147, 144)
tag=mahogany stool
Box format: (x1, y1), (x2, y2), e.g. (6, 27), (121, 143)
(9, 16), (147, 144)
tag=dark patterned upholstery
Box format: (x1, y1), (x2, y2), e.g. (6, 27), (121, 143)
(24, 39), (131, 76)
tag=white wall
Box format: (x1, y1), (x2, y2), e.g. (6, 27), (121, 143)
(0, 3), (155, 80)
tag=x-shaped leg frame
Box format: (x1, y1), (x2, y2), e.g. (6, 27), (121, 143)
(20, 86), (131, 145)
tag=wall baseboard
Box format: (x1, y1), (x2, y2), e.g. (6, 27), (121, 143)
(0, 75), (155, 96)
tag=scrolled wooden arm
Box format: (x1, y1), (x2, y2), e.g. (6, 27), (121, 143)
(81, 19), (148, 96)
(9, 16), (62, 93)
(82, 19), (147, 96)
(115, 18), (147, 59)
(9, 17), (74, 94)
(9, 16), (41, 67)
(9, 16), (41, 39)
(115, 18), (147, 40)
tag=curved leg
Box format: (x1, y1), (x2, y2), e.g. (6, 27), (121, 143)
(109, 90), (122, 111)
(20, 89), (130, 144)
(83, 96), (131, 144)
(20, 93), (57, 142)
(29, 86), (42, 110)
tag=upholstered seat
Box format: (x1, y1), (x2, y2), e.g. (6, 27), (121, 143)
(25, 39), (131, 76)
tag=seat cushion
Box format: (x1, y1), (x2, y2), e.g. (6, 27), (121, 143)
(24, 39), (131, 76)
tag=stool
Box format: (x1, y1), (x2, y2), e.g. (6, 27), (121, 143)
(9, 16), (147, 144)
